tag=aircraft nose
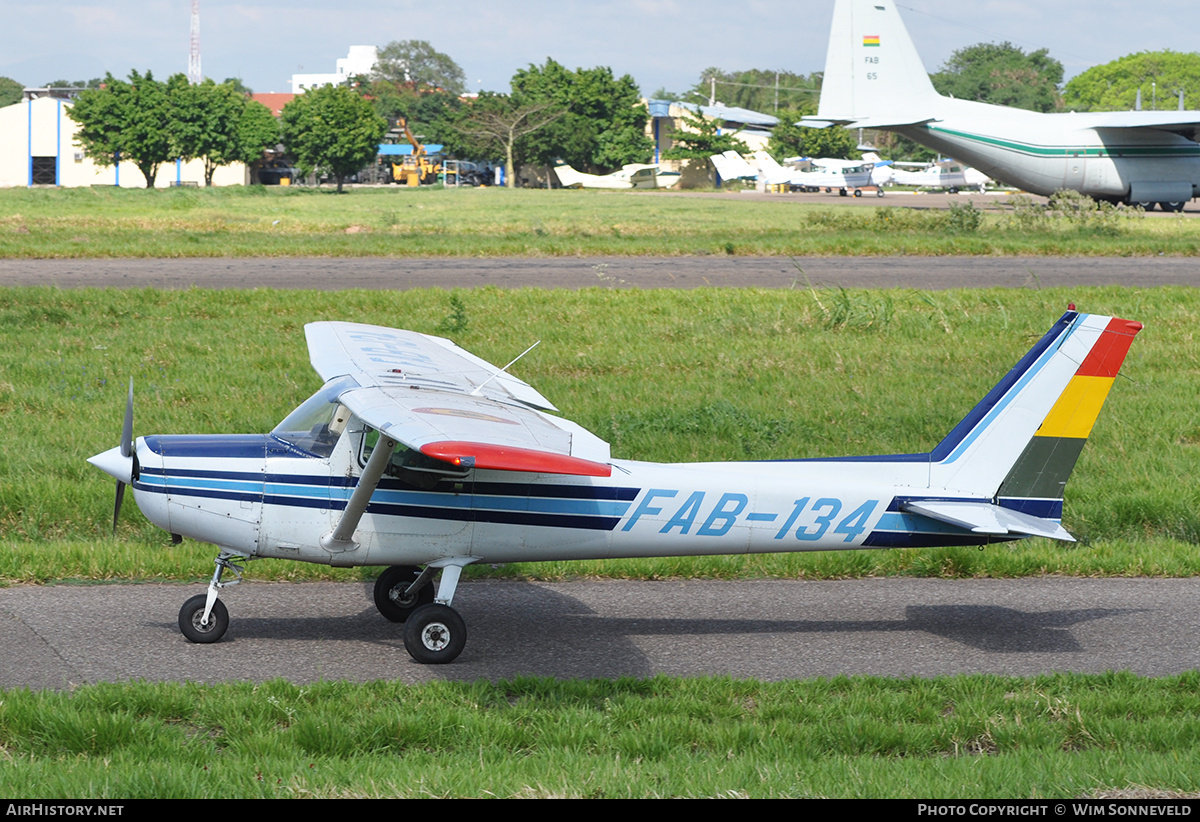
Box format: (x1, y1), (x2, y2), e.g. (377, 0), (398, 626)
(88, 445), (134, 485)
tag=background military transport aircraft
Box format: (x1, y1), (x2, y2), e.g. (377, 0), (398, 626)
(806, 0), (1200, 210)
(89, 311), (1140, 663)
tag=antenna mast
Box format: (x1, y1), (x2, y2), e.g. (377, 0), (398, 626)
(188, 0), (202, 84)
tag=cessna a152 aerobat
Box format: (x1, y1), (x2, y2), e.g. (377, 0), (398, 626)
(89, 310), (1140, 664)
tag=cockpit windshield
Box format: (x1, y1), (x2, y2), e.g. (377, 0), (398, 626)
(272, 376), (358, 458)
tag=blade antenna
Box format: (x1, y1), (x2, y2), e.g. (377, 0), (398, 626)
(469, 340), (541, 397)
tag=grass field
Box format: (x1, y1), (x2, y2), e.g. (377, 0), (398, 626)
(2, 674), (1199, 798)
(3, 284), (1198, 583)
(1, 185), (1199, 257)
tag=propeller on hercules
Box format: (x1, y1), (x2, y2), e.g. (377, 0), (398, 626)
(87, 378), (138, 534)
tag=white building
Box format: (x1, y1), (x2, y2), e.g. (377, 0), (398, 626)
(0, 96), (248, 188)
(291, 45), (378, 94)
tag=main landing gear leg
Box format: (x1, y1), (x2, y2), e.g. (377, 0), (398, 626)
(178, 550), (245, 644)
(403, 563), (469, 664)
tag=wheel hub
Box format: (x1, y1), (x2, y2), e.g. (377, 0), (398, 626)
(420, 622), (451, 651)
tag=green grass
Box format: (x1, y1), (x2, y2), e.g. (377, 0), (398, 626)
(1, 673), (1198, 798)
(2, 284), (1199, 582)
(1, 185), (1198, 257)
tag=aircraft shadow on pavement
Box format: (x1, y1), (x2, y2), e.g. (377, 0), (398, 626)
(163, 582), (1143, 680)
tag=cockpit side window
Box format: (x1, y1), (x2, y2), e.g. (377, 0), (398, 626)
(272, 376), (357, 458)
(360, 427), (470, 488)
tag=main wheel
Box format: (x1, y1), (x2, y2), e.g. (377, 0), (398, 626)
(178, 595), (229, 644)
(403, 603), (466, 664)
(1137, 201), (1156, 211)
(853, 189), (862, 197)
(373, 565), (434, 623)
(1163, 202), (1186, 213)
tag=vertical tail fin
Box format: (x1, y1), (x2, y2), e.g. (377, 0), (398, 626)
(816, 0), (941, 126)
(928, 312), (1142, 503)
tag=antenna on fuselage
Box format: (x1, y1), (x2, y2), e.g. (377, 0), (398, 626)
(469, 340), (541, 397)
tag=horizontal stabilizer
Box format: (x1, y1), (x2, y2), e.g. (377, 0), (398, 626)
(902, 500), (1075, 542)
(800, 115), (935, 130)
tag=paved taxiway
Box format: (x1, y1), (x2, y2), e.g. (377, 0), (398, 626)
(2, 254), (1199, 291)
(2, 578), (1197, 688)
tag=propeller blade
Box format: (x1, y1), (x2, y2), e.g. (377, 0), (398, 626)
(120, 378), (134, 459)
(113, 479), (126, 535)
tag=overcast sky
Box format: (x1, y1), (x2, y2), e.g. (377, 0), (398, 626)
(3, 1), (1198, 102)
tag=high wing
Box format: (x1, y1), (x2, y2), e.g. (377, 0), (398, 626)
(305, 322), (611, 477)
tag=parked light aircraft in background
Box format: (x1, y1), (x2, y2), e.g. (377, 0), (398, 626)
(752, 151), (882, 196)
(891, 159), (990, 192)
(710, 150), (760, 182)
(806, 0), (1200, 210)
(811, 152), (895, 185)
(553, 162), (677, 189)
(89, 311), (1140, 663)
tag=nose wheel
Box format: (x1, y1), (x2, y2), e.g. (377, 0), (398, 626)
(179, 595), (229, 643)
(178, 549), (244, 644)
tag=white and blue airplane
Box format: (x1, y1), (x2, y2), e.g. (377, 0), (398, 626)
(89, 310), (1141, 663)
(805, 0), (1200, 210)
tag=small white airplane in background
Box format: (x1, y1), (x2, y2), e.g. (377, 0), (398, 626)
(806, 0), (1200, 211)
(753, 151), (881, 196)
(90, 311), (1140, 663)
(553, 163), (676, 190)
(810, 152), (896, 186)
(891, 159), (991, 192)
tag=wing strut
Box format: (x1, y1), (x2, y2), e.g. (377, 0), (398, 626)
(321, 435), (397, 553)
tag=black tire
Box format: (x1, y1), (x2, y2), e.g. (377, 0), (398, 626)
(876, 188), (885, 198)
(1137, 201), (1156, 211)
(178, 594), (229, 644)
(853, 189), (862, 197)
(403, 603), (466, 664)
(1163, 202), (1185, 213)
(373, 565), (434, 623)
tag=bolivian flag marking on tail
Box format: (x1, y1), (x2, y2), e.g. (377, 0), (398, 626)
(863, 35), (881, 47)
(998, 317), (1143, 504)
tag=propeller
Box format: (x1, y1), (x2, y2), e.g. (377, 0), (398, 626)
(87, 378), (138, 534)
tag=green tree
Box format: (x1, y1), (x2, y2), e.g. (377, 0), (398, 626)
(169, 76), (254, 186)
(510, 59), (651, 173)
(1063, 51), (1200, 111)
(69, 70), (174, 188)
(768, 108), (858, 160)
(0, 76), (21, 108)
(663, 105), (750, 187)
(449, 94), (565, 187)
(686, 68), (821, 114)
(221, 77), (253, 95)
(236, 99), (282, 173)
(280, 84), (388, 192)
(374, 40), (465, 96)
(356, 79), (463, 147)
(931, 42), (1063, 112)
